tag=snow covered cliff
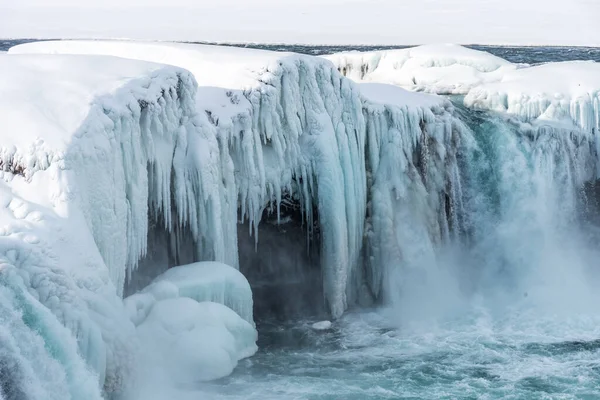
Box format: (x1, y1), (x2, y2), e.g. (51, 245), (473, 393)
(0, 53), (257, 399)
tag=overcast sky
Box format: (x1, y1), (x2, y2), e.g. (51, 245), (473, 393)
(1, 0), (599, 46)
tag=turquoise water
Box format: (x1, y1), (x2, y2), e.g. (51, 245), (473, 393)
(199, 307), (600, 399)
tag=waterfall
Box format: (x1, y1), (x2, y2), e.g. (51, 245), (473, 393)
(385, 99), (600, 322)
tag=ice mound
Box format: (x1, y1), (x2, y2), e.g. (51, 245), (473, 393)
(324, 44), (519, 94)
(124, 261), (254, 325)
(312, 320), (333, 331)
(125, 262), (257, 387)
(136, 298), (257, 383)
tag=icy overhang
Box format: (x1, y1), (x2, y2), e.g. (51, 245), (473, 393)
(0, 53), (192, 176)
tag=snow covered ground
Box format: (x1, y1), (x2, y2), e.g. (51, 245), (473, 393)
(1, 0), (599, 46)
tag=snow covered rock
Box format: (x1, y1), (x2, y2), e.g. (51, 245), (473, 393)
(136, 298), (257, 383)
(324, 44), (520, 94)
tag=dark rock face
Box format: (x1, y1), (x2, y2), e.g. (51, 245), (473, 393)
(238, 195), (325, 322)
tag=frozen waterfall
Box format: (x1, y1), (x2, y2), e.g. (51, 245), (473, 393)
(2, 41), (600, 399)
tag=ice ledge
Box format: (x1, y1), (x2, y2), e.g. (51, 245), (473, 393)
(464, 61), (600, 133)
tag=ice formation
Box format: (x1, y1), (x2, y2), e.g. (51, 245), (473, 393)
(311, 320), (332, 330)
(9, 40), (489, 319)
(136, 298), (257, 383)
(324, 44), (520, 94)
(0, 52), (244, 398)
(10, 40), (370, 318)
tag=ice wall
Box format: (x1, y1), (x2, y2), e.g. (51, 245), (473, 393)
(464, 61), (600, 174)
(359, 84), (467, 302)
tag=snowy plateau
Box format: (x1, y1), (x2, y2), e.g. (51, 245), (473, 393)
(0, 40), (600, 400)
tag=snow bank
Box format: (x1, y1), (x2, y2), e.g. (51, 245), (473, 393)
(324, 44), (519, 94)
(124, 261), (253, 325)
(464, 61), (600, 132)
(136, 298), (257, 383)
(359, 83), (447, 109)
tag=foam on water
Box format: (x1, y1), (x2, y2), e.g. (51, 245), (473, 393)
(191, 306), (600, 399)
